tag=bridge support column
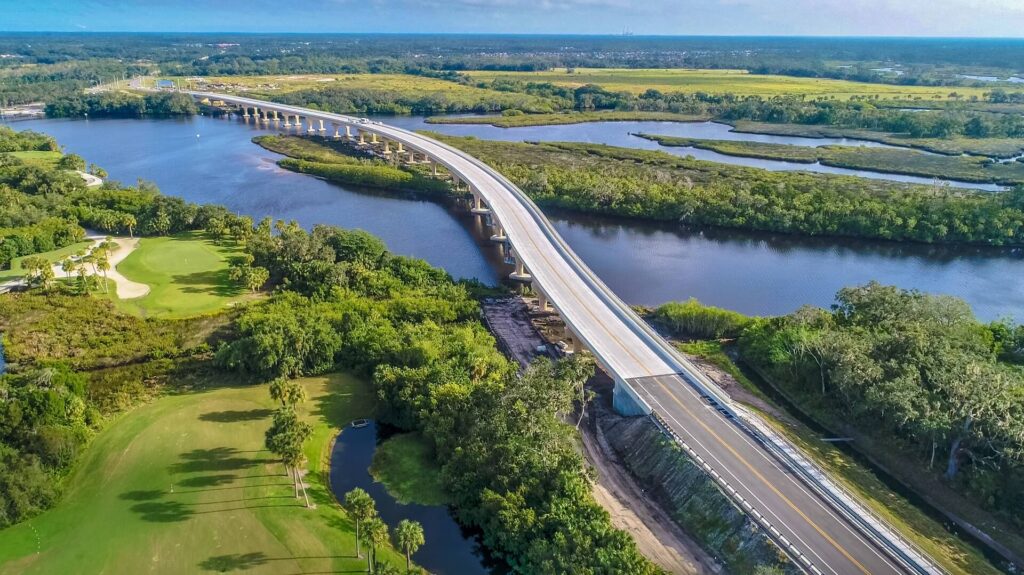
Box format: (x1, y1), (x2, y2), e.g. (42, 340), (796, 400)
(272, 110), (280, 123)
(283, 115), (292, 127)
(332, 124), (341, 139)
(241, 107), (250, 119)
(358, 131), (366, 145)
(490, 221), (507, 242)
(509, 250), (531, 282)
(318, 119), (326, 134)
(345, 125), (353, 139)
(613, 376), (653, 416)
(431, 161), (438, 177)
(307, 119), (316, 134)
(371, 133), (379, 144)
(535, 288), (550, 311)
(396, 142), (405, 153)
(383, 141), (392, 155)
(471, 192), (491, 215)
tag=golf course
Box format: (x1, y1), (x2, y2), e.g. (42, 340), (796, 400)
(0, 374), (409, 574)
(108, 232), (256, 318)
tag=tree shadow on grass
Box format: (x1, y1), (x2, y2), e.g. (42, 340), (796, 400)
(177, 474), (238, 488)
(198, 552), (269, 572)
(130, 500), (194, 522)
(172, 269), (243, 297)
(119, 489), (165, 501)
(199, 409), (273, 423)
(170, 447), (265, 474)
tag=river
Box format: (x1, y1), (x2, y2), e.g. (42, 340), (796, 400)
(9, 115), (1024, 320)
(329, 421), (494, 574)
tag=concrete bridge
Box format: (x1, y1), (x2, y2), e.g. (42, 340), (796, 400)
(186, 90), (941, 575)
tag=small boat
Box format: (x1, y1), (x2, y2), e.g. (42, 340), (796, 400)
(351, 419), (369, 429)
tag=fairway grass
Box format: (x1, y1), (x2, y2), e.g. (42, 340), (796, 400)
(0, 374), (408, 575)
(0, 241), (93, 282)
(110, 232), (254, 318)
(2, 151), (62, 169)
(465, 68), (991, 101)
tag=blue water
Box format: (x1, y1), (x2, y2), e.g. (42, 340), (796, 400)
(328, 421), (494, 575)
(10, 115), (1024, 321)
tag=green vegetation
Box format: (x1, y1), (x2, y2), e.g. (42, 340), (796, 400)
(254, 135), (450, 195)
(636, 133), (1024, 185)
(655, 296), (1016, 574)
(427, 110), (709, 127)
(370, 433), (448, 506)
(468, 68), (993, 100)
(731, 121), (1024, 158)
(108, 232), (253, 318)
(0, 240), (91, 282)
(197, 73), (562, 114)
(0, 374), (408, 575)
(44, 91), (197, 118)
(2, 151), (62, 169)
(741, 283), (1024, 530)
(429, 133), (1024, 245)
(214, 221), (659, 573)
(651, 297), (754, 339)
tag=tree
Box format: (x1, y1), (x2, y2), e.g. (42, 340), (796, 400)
(57, 153), (86, 171)
(60, 257), (75, 279)
(361, 516), (389, 574)
(393, 519), (424, 572)
(264, 407), (312, 504)
(344, 488), (377, 559)
(244, 266), (269, 293)
(20, 256), (53, 288)
(95, 255), (110, 293)
(268, 377), (307, 407)
(120, 214), (136, 237)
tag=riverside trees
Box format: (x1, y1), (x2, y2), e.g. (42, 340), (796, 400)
(740, 282), (1024, 526)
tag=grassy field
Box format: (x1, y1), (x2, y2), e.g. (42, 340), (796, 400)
(0, 240), (92, 282)
(174, 74), (560, 112)
(426, 110), (709, 127)
(674, 341), (1003, 575)
(464, 68), (992, 101)
(0, 373), (409, 574)
(109, 232), (254, 318)
(636, 133), (1024, 184)
(2, 150), (62, 168)
(370, 433), (449, 506)
(731, 121), (1024, 158)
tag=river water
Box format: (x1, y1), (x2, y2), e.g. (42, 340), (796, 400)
(328, 421), (493, 574)
(10, 115), (1024, 320)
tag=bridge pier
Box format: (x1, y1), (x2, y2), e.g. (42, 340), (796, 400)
(509, 250), (531, 282)
(307, 119), (316, 134)
(613, 376), (653, 416)
(535, 288), (551, 311)
(318, 119), (326, 134)
(489, 221), (507, 242)
(358, 131), (367, 145)
(332, 123), (341, 139)
(345, 125), (353, 140)
(471, 192), (491, 215)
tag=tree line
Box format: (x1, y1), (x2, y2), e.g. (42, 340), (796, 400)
(44, 92), (197, 119)
(213, 220), (659, 574)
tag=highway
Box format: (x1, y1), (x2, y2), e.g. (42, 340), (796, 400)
(186, 90), (936, 575)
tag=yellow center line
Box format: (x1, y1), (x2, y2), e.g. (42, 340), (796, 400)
(650, 377), (872, 575)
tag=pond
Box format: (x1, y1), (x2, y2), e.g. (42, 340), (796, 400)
(10, 115), (1024, 321)
(328, 421), (496, 574)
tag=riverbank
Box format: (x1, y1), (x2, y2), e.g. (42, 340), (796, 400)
(634, 133), (1024, 185)
(731, 121), (1024, 158)
(426, 110), (710, 128)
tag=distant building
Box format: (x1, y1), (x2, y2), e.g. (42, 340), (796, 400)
(157, 80), (175, 89)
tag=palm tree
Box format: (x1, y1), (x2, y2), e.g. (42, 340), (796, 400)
(344, 488), (377, 559)
(96, 255), (110, 293)
(61, 258), (75, 280)
(361, 517), (389, 574)
(265, 407), (312, 502)
(393, 519), (424, 572)
(269, 377), (307, 407)
(281, 442), (311, 508)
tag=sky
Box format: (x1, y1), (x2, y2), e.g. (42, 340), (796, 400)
(2, 0), (1024, 37)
